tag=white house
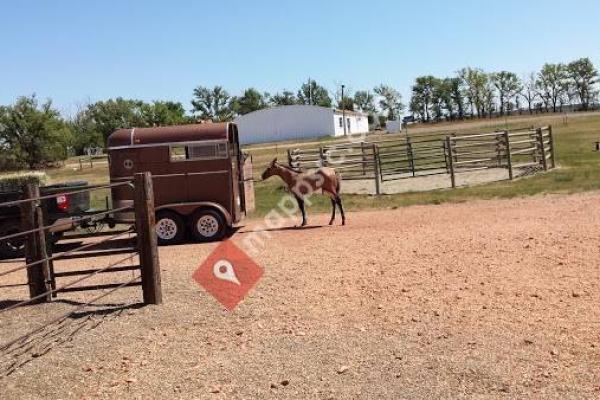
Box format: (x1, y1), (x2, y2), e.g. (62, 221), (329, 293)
(234, 105), (369, 145)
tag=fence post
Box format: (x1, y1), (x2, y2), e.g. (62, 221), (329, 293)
(372, 143), (381, 195)
(548, 125), (556, 169)
(445, 136), (456, 188)
(318, 147), (327, 167)
(451, 132), (458, 163)
(443, 140), (449, 173)
(537, 127), (548, 171)
(495, 135), (503, 167)
(406, 137), (415, 176)
(134, 172), (162, 305)
(360, 142), (366, 176)
(530, 130), (539, 164)
(287, 148), (292, 167)
(20, 182), (51, 303)
(504, 130), (513, 180)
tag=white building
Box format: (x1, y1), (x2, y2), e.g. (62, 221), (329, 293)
(234, 105), (369, 145)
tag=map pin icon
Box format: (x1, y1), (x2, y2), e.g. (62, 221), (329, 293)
(213, 259), (241, 285)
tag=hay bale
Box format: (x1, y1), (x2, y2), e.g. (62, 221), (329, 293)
(0, 171), (49, 193)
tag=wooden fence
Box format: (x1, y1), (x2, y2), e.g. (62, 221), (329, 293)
(0, 172), (161, 375)
(287, 126), (556, 193)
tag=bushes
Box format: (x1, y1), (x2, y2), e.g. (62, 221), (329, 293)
(0, 171), (49, 192)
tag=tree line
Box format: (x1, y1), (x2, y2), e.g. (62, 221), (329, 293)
(409, 57), (598, 122)
(0, 81), (403, 169)
(189, 81), (403, 123)
(0, 57), (597, 170)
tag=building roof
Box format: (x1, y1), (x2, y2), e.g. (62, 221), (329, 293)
(107, 122), (231, 149)
(333, 109), (368, 117)
(234, 104), (368, 121)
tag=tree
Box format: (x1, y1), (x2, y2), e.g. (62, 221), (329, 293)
(83, 98), (148, 142)
(567, 58), (599, 111)
(269, 90), (296, 106)
(536, 63), (568, 113)
(410, 76), (438, 122)
(337, 97), (354, 111)
(334, 87), (354, 111)
(0, 95), (73, 169)
(459, 67), (488, 118)
(481, 80), (496, 118)
(70, 99), (188, 153)
(492, 71), (521, 115)
(141, 101), (187, 126)
(446, 77), (465, 119)
(374, 84), (404, 121)
(191, 85), (234, 121)
(520, 73), (538, 115)
(69, 105), (103, 155)
(353, 91), (376, 113)
(297, 81), (332, 107)
(231, 88), (267, 115)
(431, 80), (447, 122)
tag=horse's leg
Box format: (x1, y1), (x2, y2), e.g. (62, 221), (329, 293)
(295, 195), (307, 227)
(328, 198), (336, 225)
(335, 195), (345, 225)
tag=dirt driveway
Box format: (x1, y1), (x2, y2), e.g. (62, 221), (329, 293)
(2, 192), (600, 399)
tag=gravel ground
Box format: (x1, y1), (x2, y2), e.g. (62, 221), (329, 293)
(1, 192), (600, 399)
(341, 166), (538, 195)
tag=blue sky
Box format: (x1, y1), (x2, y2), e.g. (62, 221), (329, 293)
(1, 0), (599, 115)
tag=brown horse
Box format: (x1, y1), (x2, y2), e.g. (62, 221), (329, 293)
(261, 158), (345, 226)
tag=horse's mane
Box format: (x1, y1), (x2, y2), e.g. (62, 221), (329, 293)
(277, 162), (302, 173)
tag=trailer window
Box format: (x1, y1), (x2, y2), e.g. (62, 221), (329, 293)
(170, 145), (187, 161)
(169, 142), (228, 161)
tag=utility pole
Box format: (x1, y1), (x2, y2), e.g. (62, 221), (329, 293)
(308, 77), (312, 105)
(342, 84), (347, 136)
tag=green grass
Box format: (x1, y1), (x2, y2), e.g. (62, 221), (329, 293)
(30, 112), (600, 217)
(45, 157), (111, 210)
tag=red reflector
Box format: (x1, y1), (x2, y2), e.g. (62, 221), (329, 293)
(56, 194), (69, 211)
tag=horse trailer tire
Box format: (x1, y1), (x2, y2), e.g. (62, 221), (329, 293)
(155, 211), (185, 246)
(190, 209), (226, 242)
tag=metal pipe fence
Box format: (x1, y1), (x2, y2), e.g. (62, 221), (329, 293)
(0, 172), (162, 376)
(287, 126), (556, 192)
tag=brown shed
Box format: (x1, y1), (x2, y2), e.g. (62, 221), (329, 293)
(107, 122), (254, 244)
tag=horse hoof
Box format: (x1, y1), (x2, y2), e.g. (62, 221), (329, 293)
(328, 221), (334, 225)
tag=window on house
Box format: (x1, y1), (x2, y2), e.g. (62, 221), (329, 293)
(170, 142), (228, 161)
(339, 117), (343, 128)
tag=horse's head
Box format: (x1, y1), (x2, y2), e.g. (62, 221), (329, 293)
(261, 158), (279, 180)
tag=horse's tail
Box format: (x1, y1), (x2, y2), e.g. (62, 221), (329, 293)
(335, 171), (342, 194)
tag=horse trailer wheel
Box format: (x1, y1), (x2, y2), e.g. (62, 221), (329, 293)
(155, 211), (185, 246)
(190, 209), (226, 242)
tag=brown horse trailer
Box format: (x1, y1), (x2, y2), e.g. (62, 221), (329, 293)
(107, 122), (254, 244)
